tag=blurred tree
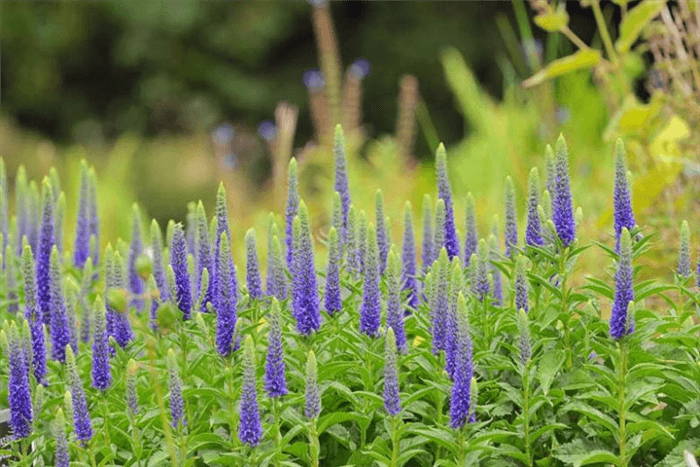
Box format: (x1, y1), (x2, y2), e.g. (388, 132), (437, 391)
(0, 1), (599, 155)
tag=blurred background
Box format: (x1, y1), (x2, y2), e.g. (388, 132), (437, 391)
(1, 0), (698, 279)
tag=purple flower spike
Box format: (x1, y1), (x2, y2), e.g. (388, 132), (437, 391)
(609, 228), (634, 339)
(324, 227), (342, 315)
(213, 183), (231, 304)
(54, 409), (69, 467)
(401, 202), (418, 312)
(265, 298), (288, 398)
(66, 346), (93, 443)
(375, 190), (389, 274)
(525, 168), (544, 247)
(449, 293), (474, 429)
(430, 248), (450, 353)
(245, 229), (263, 301)
(91, 297), (111, 391)
(291, 202), (321, 335)
(470, 239), (490, 302)
(126, 359), (139, 417)
(37, 179), (55, 325)
(28, 181), (40, 256)
(195, 202), (213, 310)
(346, 206), (359, 276)
(613, 139), (636, 251)
(421, 195), (433, 273)
(545, 145), (555, 204)
(166, 349), (186, 429)
(445, 259), (462, 380)
(49, 246), (71, 363)
(514, 255), (529, 313)
(552, 136), (576, 247)
(266, 217), (287, 300)
(171, 224), (192, 320)
(357, 210), (368, 275)
(433, 199), (446, 264)
(185, 203), (196, 256)
(463, 193), (478, 266)
(73, 160), (91, 268)
(516, 309), (531, 364)
(334, 125), (351, 246)
(6, 324), (33, 438)
(435, 144), (460, 260)
(488, 235), (503, 306)
(285, 159), (300, 271)
(215, 232), (238, 356)
(150, 220), (169, 302)
(304, 350), (321, 418)
(504, 177), (518, 258)
(21, 245), (46, 384)
(386, 248), (407, 353)
(360, 223), (381, 337)
(88, 168), (100, 265)
(111, 252), (134, 348)
(128, 204), (144, 312)
(239, 335), (262, 446)
(383, 327), (401, 416)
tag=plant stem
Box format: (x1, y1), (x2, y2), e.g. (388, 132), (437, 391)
(560, 25), (591, 51)
(617, 340), (628, 467)
(559, 249), (572, 368)
(591, 0), (619, 66)
(457, 427), (467, 466)
(522, 362), (532, 467)
(101, 395), (111, 450)
(308, 417), (320, 467)
(272, 398), (282, 467)
(389, 415), (401, 467)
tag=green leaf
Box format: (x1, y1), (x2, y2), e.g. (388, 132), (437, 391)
(616, 0), (666, 53)
(537, 348), (565, 395)
(554, 440), (619, 467)
(562, 401), (619, 435)
(317, 412), (367, 434)
(523, 49), (601, 88)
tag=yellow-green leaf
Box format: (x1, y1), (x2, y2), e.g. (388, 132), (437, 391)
(523, 49), (601, 88)
(616, 0), (666, 54)
(533, 4), (569, 32)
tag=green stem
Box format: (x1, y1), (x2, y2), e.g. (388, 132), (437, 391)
(273, 398), (282, 467)
(591, 0), (619, 66)
(559, 249), (572, 369)
(617, 341), (628, 467)
(178, 425), (187, 467)
(101, 395), (111, 450)
(309, 417), (320, 467)
(389, 415), (401, 467)
(522, 363), (532, 467)
(435, 396), (444, 462)
(457, 428), (467, 466)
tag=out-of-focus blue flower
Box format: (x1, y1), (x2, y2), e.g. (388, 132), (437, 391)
(302, 69), (325, 91)
(258, 120), (277, 141)
(349, 58), (371, 79)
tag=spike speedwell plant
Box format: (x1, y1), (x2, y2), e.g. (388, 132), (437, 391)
(0, 134), (699, 467)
